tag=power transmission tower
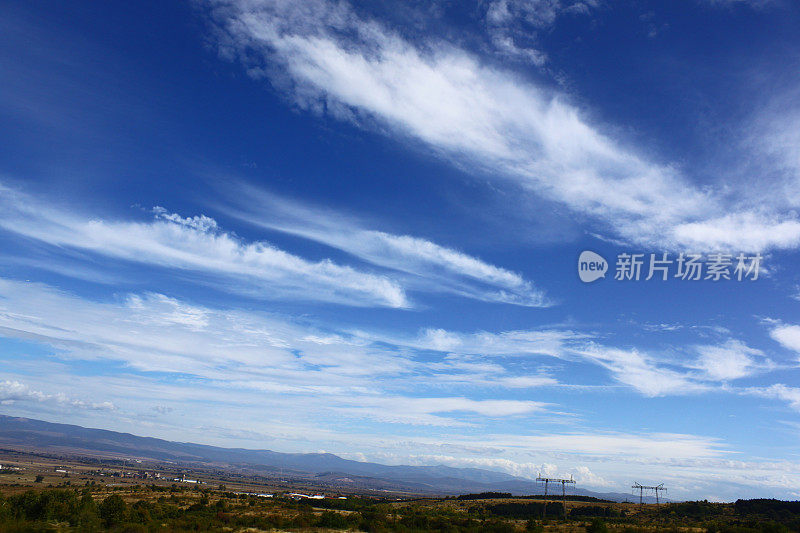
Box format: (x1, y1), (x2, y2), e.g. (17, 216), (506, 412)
(632, 482), (667, 506)
(537, 474), (575, 518)
(653, 484), (667, 504)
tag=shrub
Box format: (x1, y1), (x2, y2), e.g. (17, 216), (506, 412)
(587, 518), (609, 533)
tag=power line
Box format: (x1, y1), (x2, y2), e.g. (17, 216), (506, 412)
(632, 482), (667, 505)
(537, 474), (575, 518)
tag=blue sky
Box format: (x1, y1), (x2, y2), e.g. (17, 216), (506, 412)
(1, 0), (800, 501)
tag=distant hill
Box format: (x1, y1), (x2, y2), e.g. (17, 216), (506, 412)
(0, 414), (662, 502)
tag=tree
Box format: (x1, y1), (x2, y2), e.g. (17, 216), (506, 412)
(34, 475), (44, 483)
(77, 492), (101, 531)
(99, 494), (128, 527)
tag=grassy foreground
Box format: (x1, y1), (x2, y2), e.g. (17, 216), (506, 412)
(0, 486), (799, 533)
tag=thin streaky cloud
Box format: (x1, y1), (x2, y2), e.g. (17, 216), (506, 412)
(210, 0), (800, 251)
(219, 184), (551, 307)
(0, 185), (408, 308)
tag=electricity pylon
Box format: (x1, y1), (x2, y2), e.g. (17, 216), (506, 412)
(537, 474), (575, 518)
(632, 482), (667, 505)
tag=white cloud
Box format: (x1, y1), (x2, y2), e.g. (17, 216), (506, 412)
(752, 103), (800, 198)
(0, 184), (553, 308)
(495, 375), (559, 388)
(330, 431), (800, 499)
(18, 363), (796, 499)
(373, 325), (784, 396)
(692, 340), (771, 381)
(1, 274), (785, 415)
(152, 206), (219, 232)
(672, 212), (800, 251)
(392, 324), (784, 396)
(3, 350), (799, 499)
(411, 327), (584, 357)
(0, 278), (565, 427)
(0, 186), (408, 308)
(209, 0), (800, 251)
(221, 186), (550, 307)
(573, 465), (613, 487)
(484, 0), (598, 65)
(574, 344), (708, 396)
(0, 380), (47, 402)
(769, 323), (800, 357)
(0, 379), (115, 411)
(0, 278), (414, 380)
(574, 338), (778, 394)
(334, 395), (549, 426)
(0, 276), (794, 437)
(475, 431), (728, 461)
(746, 384), (800, 412)
(488, 33), (548, 66)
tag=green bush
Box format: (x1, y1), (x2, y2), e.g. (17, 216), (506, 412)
(587, 518), (609, 533)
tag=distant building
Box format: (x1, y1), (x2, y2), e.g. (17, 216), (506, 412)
(288, 493), (325, 500)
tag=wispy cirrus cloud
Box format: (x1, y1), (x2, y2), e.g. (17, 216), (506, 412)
(1, 277), (798, 497)
(220, 185), (550, 307)
(12, 367), (792, 501)
(304, 431), (800, 500)
(0, 278), (561, 427)
(367, 323), (780, 399)
(0, 276), (793, 428)
(0, 184), (551, 308)
(0, 277), (406, 380)
(209, 0), (800, 251)
(572, 339), (776, 397)
(9, 359), (800, 499)
(408, 327), (582, 358)
(333, 395), (549, 426)
(0, 185), (408, 308)
(573, 344), (710, 397)
(484, 0), (599, 65)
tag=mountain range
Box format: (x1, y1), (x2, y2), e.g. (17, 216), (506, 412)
(0, 414), (660, 502)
